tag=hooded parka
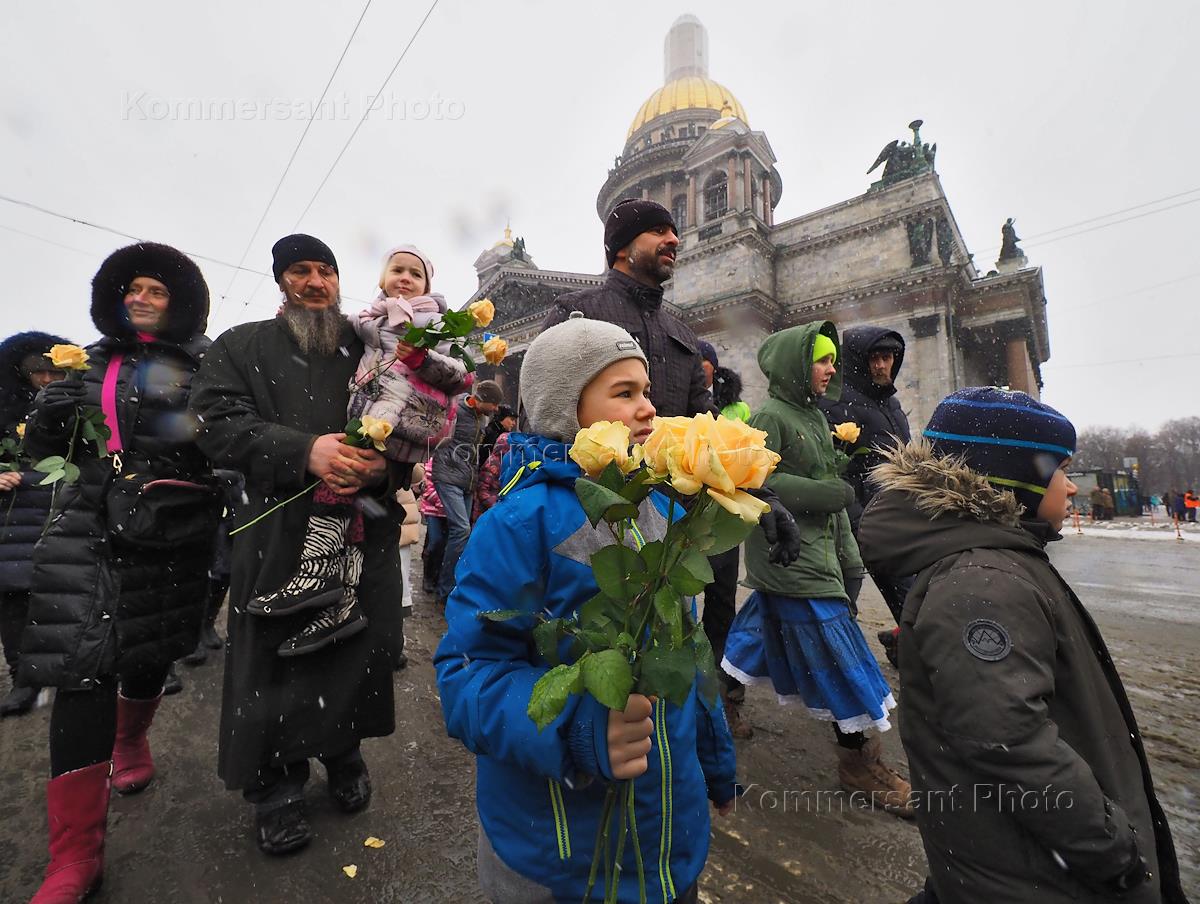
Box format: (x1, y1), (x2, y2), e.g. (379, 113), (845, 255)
(743, 322), (862, 603)
(858, 441), (1187, 904)
(18, 244), (214, 688)
(816, 325), (911, 529)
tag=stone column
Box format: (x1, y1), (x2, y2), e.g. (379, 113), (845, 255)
(688, 173), (697, 224)
(641, 186), (650, 201)
(1005, 338), (1037, 396)
(743, 158), (753, 218)
(727, 156), (739, 211)
(761, 175), (772, 225)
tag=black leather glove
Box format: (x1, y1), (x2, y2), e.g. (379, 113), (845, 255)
(746, 486), (802, 567)
(35, 380), (86, 432)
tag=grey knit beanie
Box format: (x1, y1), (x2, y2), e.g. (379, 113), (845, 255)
(519, 313), (648, 442)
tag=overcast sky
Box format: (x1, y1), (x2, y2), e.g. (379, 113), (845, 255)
(3, 0), (1197, 431)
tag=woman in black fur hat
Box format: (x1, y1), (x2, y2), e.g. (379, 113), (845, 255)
(0, 331), (70, 717)
(20, 243), (215, 904)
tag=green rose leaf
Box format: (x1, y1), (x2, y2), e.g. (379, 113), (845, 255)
(590, 544), (646, 602)
(637, 539), (666, 575)
(575, 477), (637, 528)
(581, 648), (634, 712)
(527, 662), (584, 731)
(652, 586), (685, 648)
(579, 592), (622, 627)
(38, 468), (66, 486)
(676, 547), (714, 585)
(667, 561), (707, 596)
(79, 419), (97, 441)
(62, 462), (81, 484)
(689, 623), (721, 706)
(596, 461), (625, 494)
(460, 349), (477, 373)
(695, 503), (756, 556)
(344, 418), (363, 438)
(618, 468), (656, 505)
(533, 618), (568, 666)
(640, 646), (695, 706)
(34, 456), (66, 473)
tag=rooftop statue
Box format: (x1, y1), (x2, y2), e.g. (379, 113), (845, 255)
(868, 119), (937, 187)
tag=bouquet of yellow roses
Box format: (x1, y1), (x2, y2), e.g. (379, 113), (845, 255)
(481, 412), (780, 903)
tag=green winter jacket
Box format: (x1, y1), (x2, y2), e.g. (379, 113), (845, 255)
(744, 321), (863, 602)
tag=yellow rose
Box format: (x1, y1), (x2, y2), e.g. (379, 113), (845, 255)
(570, 421), (638, 477)
(642, 413), (779, 497)
(359, 416), (393, 451)
(467, 298), (496, 328)
(481, 336), (508, 365)
(45, 344), (89, 371)
(833, 422), (861, 444)
(707, 487), (771, 523)
(16, 423), (26, 439)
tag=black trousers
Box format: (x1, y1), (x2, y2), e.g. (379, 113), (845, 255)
(702, 546), (743, 700)
(1, 589), (30, 673)
(48, 664), (171, 777)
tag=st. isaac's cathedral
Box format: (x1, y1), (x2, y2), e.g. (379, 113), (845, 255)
(472, 15), (1048, 429)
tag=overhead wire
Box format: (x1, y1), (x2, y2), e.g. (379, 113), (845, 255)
(212, 0), (375, 320)
(231, 0), (442, 316)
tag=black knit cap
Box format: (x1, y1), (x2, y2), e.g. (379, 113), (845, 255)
(604, 199), (676, 268)
(272, 233), (339, 283)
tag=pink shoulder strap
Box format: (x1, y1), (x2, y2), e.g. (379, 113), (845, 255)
(101, 353), (125, 453)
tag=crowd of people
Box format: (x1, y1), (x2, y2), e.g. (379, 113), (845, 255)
(0, 198), (1188, 903)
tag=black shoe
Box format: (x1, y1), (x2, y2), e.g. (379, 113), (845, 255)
(327, 761), (372, 814)
(162, 664), (184, 695)
(421, 578), (436, 594)
(394, 651), (408, 671)
(181, 643), (208, 667)
(255, 801), (312, 855)
(277, 606), (367, 658)
(0, 683), (36, 716)
(200, 621), (224, 650)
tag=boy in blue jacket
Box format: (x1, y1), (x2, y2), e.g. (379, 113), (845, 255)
(436, 314), (737, 904)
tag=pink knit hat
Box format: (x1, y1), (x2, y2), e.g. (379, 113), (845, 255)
(381, 244), (434, 291)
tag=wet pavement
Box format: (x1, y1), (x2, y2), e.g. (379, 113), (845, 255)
(0, 531), (1196, 903)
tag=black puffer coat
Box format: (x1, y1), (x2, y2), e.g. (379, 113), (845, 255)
(0, 331), (72, 592)
(19, 243), (214, 689)
(817, 325), (911, 529)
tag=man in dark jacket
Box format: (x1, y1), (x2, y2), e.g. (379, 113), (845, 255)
(818, 326), (912, 662)
(859, 389), (1186, 904)
(191, 234), (401, 857)
(430, 379), (502, 604)
(0, 331), (68, 716)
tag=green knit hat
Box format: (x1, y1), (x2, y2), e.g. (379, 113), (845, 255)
(812, 333), (837, 364)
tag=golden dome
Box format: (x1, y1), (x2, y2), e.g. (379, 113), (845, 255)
(627, 77), (748, 139)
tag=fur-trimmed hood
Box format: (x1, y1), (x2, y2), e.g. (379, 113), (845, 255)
(91, 242), (209, 342)
(858, 439), (1048, 578)
(0, 330), (74, 432)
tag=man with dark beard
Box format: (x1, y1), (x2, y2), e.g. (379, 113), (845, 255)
(190, 234), (402, 856)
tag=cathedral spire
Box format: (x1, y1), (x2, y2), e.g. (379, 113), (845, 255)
(664, 14), (709, 82)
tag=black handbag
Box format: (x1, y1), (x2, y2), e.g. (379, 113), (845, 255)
(106, 459), (220, 548)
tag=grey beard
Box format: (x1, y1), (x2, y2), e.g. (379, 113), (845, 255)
(280, 299), (344, 356)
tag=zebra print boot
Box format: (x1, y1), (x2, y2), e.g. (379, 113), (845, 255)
(277, 544), (368, 657)
(246, 513), (347, 616)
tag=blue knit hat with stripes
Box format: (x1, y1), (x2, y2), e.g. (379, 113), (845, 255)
(924, 387), (1076, 514)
